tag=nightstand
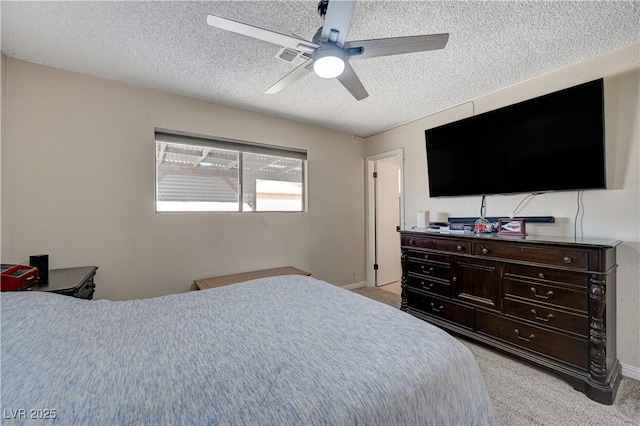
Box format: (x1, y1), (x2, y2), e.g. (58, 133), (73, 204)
(34, 266), (98, 300)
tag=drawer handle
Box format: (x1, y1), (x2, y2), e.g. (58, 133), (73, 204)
(430, 302), (444, 313)
(531, 309), (554, 322)
(409, 239), (416, 245)
(420, 281), (434, 290)
(563, 256), (573, 264)
(452, 277), (457, 282)
(514, 329), (535, 342)
(481, 247), (489, 254)
(538, 273), (545, 279)
(530, 287), (554, 299)
(424, 254), (429, 259)
(421, 266), (434, 274)
(456, 245), (463, 251)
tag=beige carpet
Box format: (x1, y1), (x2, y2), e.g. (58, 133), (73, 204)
(351, 286), (401, 309)
(351, 286), (640, 425)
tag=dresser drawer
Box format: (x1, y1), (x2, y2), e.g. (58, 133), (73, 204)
(475, 242), (589, 270)
(406, 250), (450, 264)
(407, 274), (452, 298)
(406, 259), (450, 281)
(406, 290), (474, 329)
(476, 311), (588, 370)
(503, 298), (589, 337)
(402, 235), (471, 254)
(504, 264), (589, 289)
(503, 277), (587, 312)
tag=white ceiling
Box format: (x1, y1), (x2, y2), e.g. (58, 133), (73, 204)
(1, 1), (639, 137)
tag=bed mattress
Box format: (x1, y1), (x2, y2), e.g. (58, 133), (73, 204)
(1, 275), (495, 425)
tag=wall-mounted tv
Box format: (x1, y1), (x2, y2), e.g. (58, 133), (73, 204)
(425, 79), (606, 198)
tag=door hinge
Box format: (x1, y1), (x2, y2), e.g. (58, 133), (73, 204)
(372, 172), (378, 178)
(373, 263), (379, 270)
(396, 225), (401, 232)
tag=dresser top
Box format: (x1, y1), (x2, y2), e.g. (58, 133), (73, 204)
(400, 228), (622, 248)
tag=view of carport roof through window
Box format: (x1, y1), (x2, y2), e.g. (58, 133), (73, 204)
(155, 139), (305, 212)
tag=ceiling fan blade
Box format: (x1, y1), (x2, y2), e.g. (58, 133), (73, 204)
(320, 0), (356, 47)
(345, 33), (449, 60)
(264, 61), (314, 95)
(336, 61), (368, 101)
(207, 15), (318, 53)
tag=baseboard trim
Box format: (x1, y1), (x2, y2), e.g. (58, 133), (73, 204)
(621, 362), (640, 381)
(341, 282), (366, 290)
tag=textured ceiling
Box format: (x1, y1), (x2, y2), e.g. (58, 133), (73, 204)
(1, 1), (639, 137)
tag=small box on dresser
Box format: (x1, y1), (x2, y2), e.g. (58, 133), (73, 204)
(400, 230), (621, 405)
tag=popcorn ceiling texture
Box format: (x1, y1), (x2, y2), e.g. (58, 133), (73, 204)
(1, 0), (639, 137)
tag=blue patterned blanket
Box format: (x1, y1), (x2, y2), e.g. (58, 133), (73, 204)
(1, 275), (495, 425)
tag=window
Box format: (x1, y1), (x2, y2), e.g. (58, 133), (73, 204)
(155, 130), (306, 212)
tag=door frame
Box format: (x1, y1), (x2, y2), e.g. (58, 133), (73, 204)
(365, 149), (405, 288)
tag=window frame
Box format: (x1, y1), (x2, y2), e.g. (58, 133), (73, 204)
(155, 128), (308, 213)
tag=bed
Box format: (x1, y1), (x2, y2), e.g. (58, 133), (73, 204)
(1, 275), (495, 425)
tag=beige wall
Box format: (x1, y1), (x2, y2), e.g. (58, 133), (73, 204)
(1, 59), (365, 300)
(364, 43), (640, 373)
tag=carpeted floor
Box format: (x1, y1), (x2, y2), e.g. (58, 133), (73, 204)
(351, 286), (402, 309)
(351, 286), (640, 425)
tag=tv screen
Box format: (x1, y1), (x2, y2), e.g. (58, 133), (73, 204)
(425, 79), (606, 198)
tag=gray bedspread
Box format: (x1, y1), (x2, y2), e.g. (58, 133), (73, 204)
(1, 275), (495, 425)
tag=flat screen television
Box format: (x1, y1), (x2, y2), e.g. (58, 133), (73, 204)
(425, 79), (606, 198)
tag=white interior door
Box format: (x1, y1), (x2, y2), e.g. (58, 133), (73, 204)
(374, 158), (402, 286)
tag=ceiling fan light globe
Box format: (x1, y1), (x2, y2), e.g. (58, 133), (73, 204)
(313, 55), (345, 78)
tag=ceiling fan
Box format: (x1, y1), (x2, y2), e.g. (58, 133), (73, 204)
(206, 0), (449, 101)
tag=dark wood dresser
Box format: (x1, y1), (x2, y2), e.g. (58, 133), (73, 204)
(400, 230), (621, 404)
